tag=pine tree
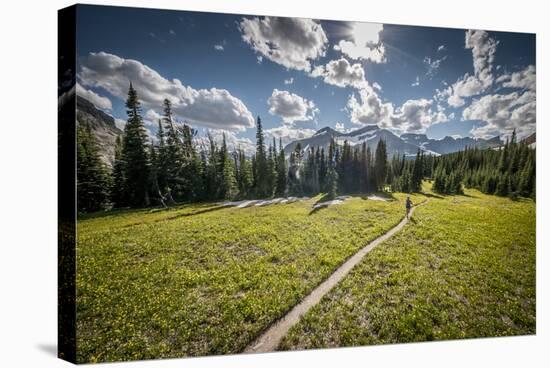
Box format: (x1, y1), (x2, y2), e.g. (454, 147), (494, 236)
(275, 138), (287, 196)
(121, 83), (150, 207)
(236, 148), (253, 198)
(254, 116), (269, 197)
(156, 119), (168, 192)
(111, 135), (126, 207)
(288, 143), (303, 196)
(326, 162), (338, 199)
(374, 139), (388, 191)
(218, 133), (237, 199)
(162, 98), (183, 199)
(411, 149), (423, 192)
(77, 123), (111, 212)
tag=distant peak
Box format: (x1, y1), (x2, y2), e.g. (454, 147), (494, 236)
(315, 126), (335, 135)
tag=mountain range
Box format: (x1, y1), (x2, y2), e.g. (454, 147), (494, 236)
(284, 125), (503, 157)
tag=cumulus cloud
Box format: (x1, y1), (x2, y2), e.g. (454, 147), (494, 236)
(267, 89), (318, 124)
(440, 30), (499, 109)
(284, 77), (294, 85)
(390, 98), (448, 133)
(144, 109), (162, 127)
(496, 65), (536, 91)
(264, 125), (316, 146)
(444, 74), (485, 107)
(333, 22), (386, 63)
(239, 16), (328, 72)
(346, 86), (394, 127)
(465, 29), (498, 88)
(347, 86), (448, 133)
(76, 82), (112, 111)
(78, 51), (254, 131)
(463, 90), (535, 139)
(311, 58), (367, 89)
(195, 129), (256, 155)
(214, 44), (224, 51)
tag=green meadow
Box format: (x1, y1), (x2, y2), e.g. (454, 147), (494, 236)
(76, 187), (535, 363)
(76, 194), (414, 362)
(280, 189), (536, 350)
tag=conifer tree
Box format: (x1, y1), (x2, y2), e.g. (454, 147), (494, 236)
(162, 98), (183, 199)
(254, 116), (269, 197)
(275, 138), (287, 196)
(121, 83), (150, 207)
(374, 139), (388, 191)
(218, 133), (237, 199)
(77, 123), (111, 212)
(111, 135), (126, 207)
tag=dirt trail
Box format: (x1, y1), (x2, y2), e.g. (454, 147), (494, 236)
(244, 200), (428, 354)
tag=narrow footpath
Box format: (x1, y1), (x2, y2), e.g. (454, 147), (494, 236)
(244, 200), (428, 354)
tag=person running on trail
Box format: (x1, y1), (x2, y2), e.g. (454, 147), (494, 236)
(406, 196), (412, 219)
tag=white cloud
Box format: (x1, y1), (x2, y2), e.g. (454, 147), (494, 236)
(267, 89), (318, 124)
(439, 30), (499, 109)
(239, 16), (328, 72)
(169, 30), (176, 35)
(333, 22), (386, 63)
(257, 55), (263, 64)
(372, 82), (382, 91)
(390, 98), (448, 133)
(196, 130), (256, 155)
(462, 91), (536, 139)
(264, 125), (316, 146)
(78, 51), (254, 131)
(214, 44), (224, 51)
(76, 82), (112, 111)
(284, 77), (294, 85)
(347, 86), (448, 134)
(465, 29), (498, 89)
(445, 74), (486, 107)
(311, 58), (367, 89)
(424, 56), (446, 78)
(496, 65), (536, 91)
(411, 76), (420, 87)
(437, 45), (446, 52)
(144, 109), (162, 127)
(346, 86), (394, 127)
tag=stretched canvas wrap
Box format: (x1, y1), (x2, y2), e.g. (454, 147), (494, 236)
(58, 4), (536, 364)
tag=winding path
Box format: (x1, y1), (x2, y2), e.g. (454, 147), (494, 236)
(244, 200), (428, 354)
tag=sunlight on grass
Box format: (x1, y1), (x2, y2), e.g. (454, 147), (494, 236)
(76, 194), (414, 362)
(279, 188), (535, 350)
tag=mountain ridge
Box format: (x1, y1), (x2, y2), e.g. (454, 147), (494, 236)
(76, 96), (123, 166)
(284, 125), (503, 157)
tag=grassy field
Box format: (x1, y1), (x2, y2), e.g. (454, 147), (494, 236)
(76, 193), (417, 363)
(280, 188), (536, 350)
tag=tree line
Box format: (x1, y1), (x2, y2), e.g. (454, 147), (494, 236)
(76, 84), (536, 213)
(430, 130), (535, 199)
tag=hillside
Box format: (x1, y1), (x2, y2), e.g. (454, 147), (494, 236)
(76, 96), (122, 166)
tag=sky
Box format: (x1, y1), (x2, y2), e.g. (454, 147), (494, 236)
(75, 5), (536, 153)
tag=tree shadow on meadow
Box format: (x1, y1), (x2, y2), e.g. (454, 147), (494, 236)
(420, 192), (444, 200)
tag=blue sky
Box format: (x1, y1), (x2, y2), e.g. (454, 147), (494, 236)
(75, 5), (536, 152)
